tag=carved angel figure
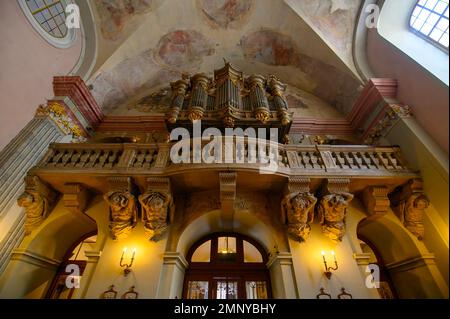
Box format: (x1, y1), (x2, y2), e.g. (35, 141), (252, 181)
(282, 192), (317, 242)
(318, 192), (354, 242)
(399, 193), (429, 240)
(103, 191), (137, 240)
(18, 191), (48, 235)
(139, 192), (173, 241)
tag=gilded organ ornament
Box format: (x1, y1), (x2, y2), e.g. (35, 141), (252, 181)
(164, 62), (293, 143)
(282, 192), (317, 242)
(139, 191), (174, 241)
(104, 191), (137, 240)
(317, 192), (354, 242)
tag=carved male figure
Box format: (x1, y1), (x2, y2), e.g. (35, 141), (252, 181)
(18, 191), (48, 235)
(139, 192), (173, 241)
(400, 193), (429, 240)
(282, 192), (317, 241)
(17, 176), (56, 235)
(318, 192), (354, 242)
(104, 191), (137, 240)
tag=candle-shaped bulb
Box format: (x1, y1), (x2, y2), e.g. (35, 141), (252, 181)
(331, 251), (335, 256)
(123, 247), (128, 253)
(321, 251), (325, 256)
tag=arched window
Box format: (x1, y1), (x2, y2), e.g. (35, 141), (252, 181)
(410, 0), (449, 50)
(18, 0), (77, 48)
(45, 233), (97, 299)
(184, 233), (271, 299)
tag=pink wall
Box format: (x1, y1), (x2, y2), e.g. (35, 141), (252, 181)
(0, 1), (82, 151)
(367, 29), (449, 153)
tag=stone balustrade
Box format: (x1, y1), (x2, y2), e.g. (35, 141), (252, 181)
(34, 141), (414, 178)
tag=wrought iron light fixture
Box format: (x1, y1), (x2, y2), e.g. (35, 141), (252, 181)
(120, 247), (136, 276)
(321, 250), (338, 279)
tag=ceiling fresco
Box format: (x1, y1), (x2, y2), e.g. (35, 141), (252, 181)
(89, 0), (364, 117)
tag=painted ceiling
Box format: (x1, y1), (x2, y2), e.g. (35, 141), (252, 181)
(88, 0), (363, 117)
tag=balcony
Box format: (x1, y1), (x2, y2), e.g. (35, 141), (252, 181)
(29, 140), (419, 194)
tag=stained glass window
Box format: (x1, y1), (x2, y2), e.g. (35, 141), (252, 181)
(410, 0), (449, 49)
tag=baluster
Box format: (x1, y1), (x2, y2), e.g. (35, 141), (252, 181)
(86, 150), (101, 168)
(96, 150), (109, 168)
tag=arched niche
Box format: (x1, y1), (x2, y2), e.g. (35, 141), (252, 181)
(357, 216), (447, 298)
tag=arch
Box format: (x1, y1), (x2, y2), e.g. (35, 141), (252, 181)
(0, 206), (97, 298)
(174, 209), (285, 259)
(357, 216), (447, 298)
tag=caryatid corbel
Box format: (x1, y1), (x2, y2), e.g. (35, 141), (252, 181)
(281, 192), (317, 242)
(103, 177), (138, 241)
(17, 175), (57, 235)
(138, 177), (174, 241)
(317, 192), (354, 242)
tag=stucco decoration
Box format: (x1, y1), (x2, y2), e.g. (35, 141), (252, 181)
(240, 30), (361, 114)
(197, 0), (254, 29)
(95, 0), (164, 41)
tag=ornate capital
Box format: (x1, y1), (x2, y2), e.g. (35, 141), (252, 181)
(35, 101), (87, 142)
(18, 175), (58, 235)
(103, 177), (137, 241)
(138, 177), (174, 241)
(324, 178), (350, 194)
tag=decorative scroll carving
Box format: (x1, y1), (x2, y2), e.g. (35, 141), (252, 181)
(36, 101), (87, 141)
(364, 104), (413, 145)
(18, 175), (57, 235)
(282, 192), (317, 242)
(318, 192), (354, 242)
(103, 177), (137, 240)
(390, 179), (429, 240)
(362, 186), (390, 218)
(139, 177), (174, 241)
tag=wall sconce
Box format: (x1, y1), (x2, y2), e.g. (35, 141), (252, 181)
(120, 247), (136, 276)
(321, 250), (338, 279)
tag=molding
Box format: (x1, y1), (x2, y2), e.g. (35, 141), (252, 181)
(10, 248), (61, 269)
(266, 252), (294, 268)
(96, 116), (167, 132)
(53, 76), (104, 129)
(353, 252), (372, 266)
(84, 250), (101, 263)
(385, 253), (436, 272)
(163, 252), (189, 270)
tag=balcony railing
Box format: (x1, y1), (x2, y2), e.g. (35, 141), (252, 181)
(34, 141), (415, 178)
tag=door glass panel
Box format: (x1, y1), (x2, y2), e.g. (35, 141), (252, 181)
(216, 281), (238, 299)
(243, 240), (263, 263)
(187, 281), (209, 299)
(191, 240), (211, 262)
(245, 281), (268, 299)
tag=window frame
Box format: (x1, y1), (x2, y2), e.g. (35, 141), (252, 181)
(409, 0), (449, 53)
(18, 0), (77, 49)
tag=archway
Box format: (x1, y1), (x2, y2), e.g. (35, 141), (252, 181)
(357, 216), (447, 298)
(183, 232), (272, 299)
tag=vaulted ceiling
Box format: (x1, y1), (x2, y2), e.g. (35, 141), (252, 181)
(87, 0), (364, 117)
